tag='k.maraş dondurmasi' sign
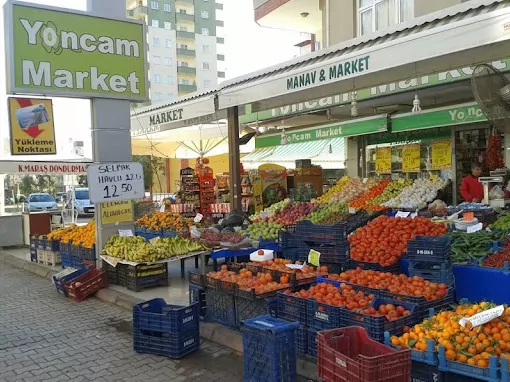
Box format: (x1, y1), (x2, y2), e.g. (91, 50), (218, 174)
(4, 1), (148, 101)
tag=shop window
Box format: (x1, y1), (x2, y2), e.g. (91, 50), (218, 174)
(153, 37), (160, 47)
(151, 1), (159, 10)
(201, 11), (209, 19)
(358, 0), (413, 36)
(163, 3), (171, 12)
(201, 28), (209, 36)
(151, 19), (159, 28)
(164, 22), (172, 30)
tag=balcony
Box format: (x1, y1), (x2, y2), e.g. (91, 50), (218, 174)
(216, 20), (224, 27)
(177, 66), (197, 75)
(215, 3), (224, 10)
(177, 48), (196, 57)
(217, 54), (225, 61)
(216, 37), (225, 44)
(218, 71), (225, 78)
(177, 30), (195, 39)
(178, 84), (197, 93)
(176, 11), (195, 22)
(126, 5), (147, 18)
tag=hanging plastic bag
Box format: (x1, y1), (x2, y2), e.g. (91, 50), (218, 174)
(489, 185), (505, 199)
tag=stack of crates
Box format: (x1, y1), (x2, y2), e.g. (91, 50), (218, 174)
(407, 236), (454, 286)
(241, 315), (299, 382)
(133, 298), (200, 359)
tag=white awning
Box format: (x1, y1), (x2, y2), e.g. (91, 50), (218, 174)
(0, 161), (90, 174)
(218, 0), (510, 111)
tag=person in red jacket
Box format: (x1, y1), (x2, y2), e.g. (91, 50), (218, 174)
(461, 163), (484, 202)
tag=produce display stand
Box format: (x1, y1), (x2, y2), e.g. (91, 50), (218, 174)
(209, 243), (282, 271)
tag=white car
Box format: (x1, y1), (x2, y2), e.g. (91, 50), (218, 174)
(24, 193), (59, 212)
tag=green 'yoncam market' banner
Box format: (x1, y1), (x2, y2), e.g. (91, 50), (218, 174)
(254, 116), (388, 148)
(5, 1), (148, 101)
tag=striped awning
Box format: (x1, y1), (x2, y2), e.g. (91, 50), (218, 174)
(252, 138), (345, 163)
(241, 147), (275, 162)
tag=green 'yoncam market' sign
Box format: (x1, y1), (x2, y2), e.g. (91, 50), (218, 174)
(5, 1), (148, 101)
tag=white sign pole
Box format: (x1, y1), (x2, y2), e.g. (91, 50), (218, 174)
(87, 0), (135, 266)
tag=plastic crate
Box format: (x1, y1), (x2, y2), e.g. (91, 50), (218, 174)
(189, 284), (206, 318)
(296, 325), (307, 356)
(53, 267), (89, 297)
(64, 268), (108, 302)
(384, 332), (438, 366)
(59, 242), (72, 256)
(30, 247), (37, 262)
(317, 326), (412, 382)
(30, 235), (38, 249)
(408, 261), (455, 285)
(347, 259), (401, 274)
(133, 328), (200, 359)
(438, 346), (499, 382)
(38, 236), (47, 249)
(406, 236), (452, 262)
(307, 327), (318, 359)
(204, 288), (236, 329)
(276, 292), (308, 325)
(297, 240), (349, 264)
(307, 299), (344, 331)
(443, 371), (485, 382)
(133, 299), (199, 334)
(102, 262), (119, 284)
(49, 239), (60, 253)
(267, 297), (278, 317)
(241, 315), (300, 382)
(235, 296), (268, 328)
(81, 246), (96, 261)
(411, 361), (444, 382)
(71, 245), (81, 256)
(119, 263), (169, 292)
(295, 220), (349, 243)
(279, 231), (301, 248)
(60, 253), (73, 268)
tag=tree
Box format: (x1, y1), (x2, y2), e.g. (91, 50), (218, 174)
(77, 175), (88, 187)
(36, 175), (48, 192)
(19, 175), (36, 197)
(133, 155), (165, 193)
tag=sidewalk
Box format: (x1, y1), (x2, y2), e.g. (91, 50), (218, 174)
(0, 247), (318, 381)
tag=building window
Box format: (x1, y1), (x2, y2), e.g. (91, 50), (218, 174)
(359, 0), (413, 35)
(180, 79), (190, 85)
(166, 76), (173, 84)
(153, 92), (162, 101)
(204, 79), (211, 88)
(164, 57), (172, 66)
(167, 93), (174, 101)
(202, 44), (210, 53)
(201, 10), (209, 19)
(153, 37), (160, 47)
(179, 26), (188, 32)
(151, 19), (159, 28)
(153, 74), (161, 83)
(180, 61), (189, 67)
(203, 62), (210, 70)
(165, 39), (172, 48)
(201, 28), (209, 36)
(153, 55), (161, 65)
(151, 1), (159, 10)
(164, 21), (172, 30)
(180, 44), (188, 49)
(163, 3), (171, 12)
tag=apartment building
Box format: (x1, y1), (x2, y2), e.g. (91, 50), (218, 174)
(253, 0), (471, 48)
(126, 0), (225, 105)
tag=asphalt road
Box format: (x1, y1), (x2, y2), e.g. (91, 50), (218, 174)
(0, 261), (245, 382)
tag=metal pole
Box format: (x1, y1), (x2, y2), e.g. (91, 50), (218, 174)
(227, 106), (241, 211)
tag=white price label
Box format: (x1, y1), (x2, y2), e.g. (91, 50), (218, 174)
(87, 162), (145, 203)
(118, 229), (133, 237)
(459, 305), (504, 329)
(467, 222), (483, 233)
(348, 207), (356, 214)
(395, 211), (411, 218)
(410, 213), (418, 219)
(362, 178), (368, 184)
(194, 213), (203, 223)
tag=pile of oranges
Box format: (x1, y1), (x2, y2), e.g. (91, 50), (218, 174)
(135, 212), (192, 231)
(390, 302), (510, 368)
(46, 226), (76, 241)
(60, 221), (96, 248)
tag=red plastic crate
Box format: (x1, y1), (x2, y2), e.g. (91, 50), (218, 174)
(64, 268), (108, 302)
(318, 326), (411, 382)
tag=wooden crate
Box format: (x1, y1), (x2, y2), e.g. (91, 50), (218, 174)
(37, 249), (61, 267)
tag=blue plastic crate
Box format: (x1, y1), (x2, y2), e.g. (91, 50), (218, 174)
(443, 371), (487, 381)
(295, 220), (348, 243)
(59, 242), (72, 256)
(205, 288), (236, 329)
(384, 332), (438, 365)
(81, 246), (96, 261)
(297, 240), (349, 265)
(407, 236), (452, 262)
(30, 248), (37, 262)
(133, 298), (199, 334)
(38, 237), (47, 249)
(408, 261), (455, 285)
(420, 293), (455, 320)
(189, 284), (206, 318)
(133, 328), (200, 359)
(241, 315), (299, 382)
(295, 326), (307, 356)
(411, 361), (444, 382)
(279, 231), (301, 248)
(307, 327), (318, 359)
(53, 268), (89, 297)
(306, 299), (344, 331)
(276, 292), (308, 325)
(235, 296), (269, 329)
(438, 346), (499, 382)
(266, 297), (278, 317)
(341, 297), (419, 342)
(60, 253), (73, 268)
(49, 239), (60, 253)
(347, 259), (401, 274)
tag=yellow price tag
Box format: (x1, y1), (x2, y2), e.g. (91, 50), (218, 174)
(398, 178), (405, 184)
(308, 249), (321, 267)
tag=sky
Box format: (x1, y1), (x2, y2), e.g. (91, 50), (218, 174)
(0, 0), (301, 159)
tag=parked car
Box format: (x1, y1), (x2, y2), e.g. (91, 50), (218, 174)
(66, 187), (94, 216)
(24, 193), (59, 212)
